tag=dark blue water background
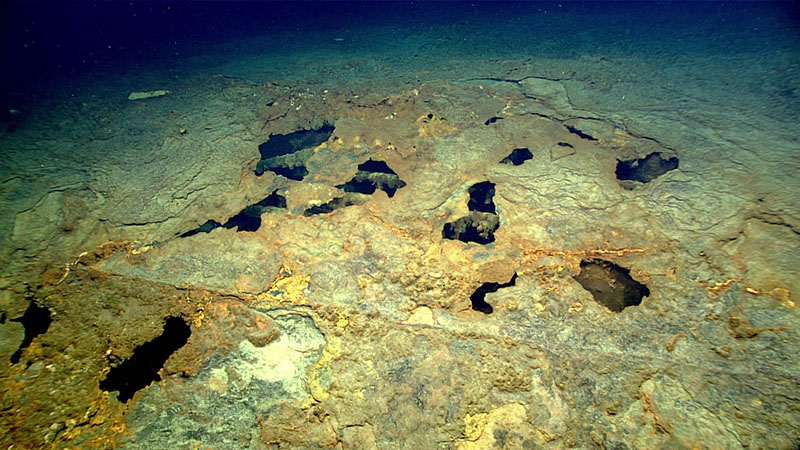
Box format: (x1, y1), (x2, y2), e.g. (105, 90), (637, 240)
(1, 2), (798, 102)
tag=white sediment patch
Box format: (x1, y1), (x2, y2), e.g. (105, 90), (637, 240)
(128, 90), (170, 100)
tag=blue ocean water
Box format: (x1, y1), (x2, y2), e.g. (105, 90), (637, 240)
(2, 2), (798, 90)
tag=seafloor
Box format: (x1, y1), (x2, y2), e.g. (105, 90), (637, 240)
(1, 2), (799, 449)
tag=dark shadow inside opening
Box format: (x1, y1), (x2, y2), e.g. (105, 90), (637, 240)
(99, 316), (191, 403)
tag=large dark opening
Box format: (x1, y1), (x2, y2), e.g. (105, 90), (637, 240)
(255, 124), (334, 179)
(500, 148), (533, 166)
(574, 259), (650, 312)
(99, 316), (191, 403)
(442, 213), (499, 245)
(616, 152), (679, 184)
(10, 301), (52, 364)
(267, 165), (309, 181)
(470, 273), (517, 314)
(443, 181), (500, 245)
(336, 159), (407, 198)
(467, 181), (496, 214)
(357, 159), (395, 174)
(223, 206), (264, 232)
(257, 124), (335, 160)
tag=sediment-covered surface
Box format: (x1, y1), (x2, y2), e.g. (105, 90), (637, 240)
(1, 3), (798, 449)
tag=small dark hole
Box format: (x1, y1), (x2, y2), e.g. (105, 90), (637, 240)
(470, 273), (517, 314)
(565, 125), (597, 141)
(99, 316), (191, 403)
(484, 117), (503, 126)
(10, 301), (52, 364)
(574, 259), (649, 312)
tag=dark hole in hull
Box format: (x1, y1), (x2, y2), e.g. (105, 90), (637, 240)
(99, 316), (191, 403)
(467, 181), (496, 214)
(255, 124), (334, 179)
(266, 165), (309, 181)
(470, 273), (517, 314)
(336, 159), (406, 198)
(574, 259), (650, 312)
(357, 159), (395, 174)
(223, 206), (264, 232)
(444, 181), (500, 245)
(500, 148), (533, 166)
(442, 212), (499, 245)
(339, 177), (377, 195)
(616, 152), (679, 184)
(10, 301), (52, 364)
(257, 124), (334, 160)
